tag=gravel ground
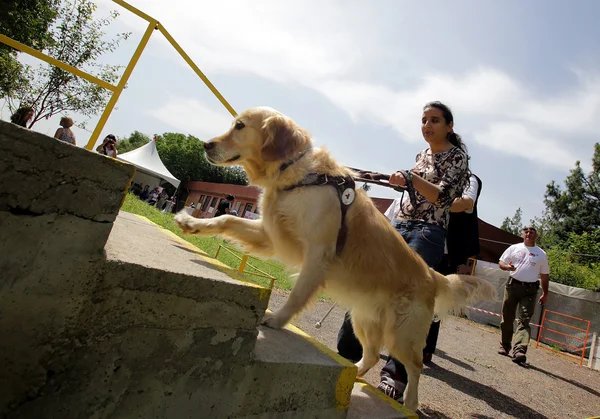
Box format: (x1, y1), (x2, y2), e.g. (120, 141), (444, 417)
(268, 289), (600, 419)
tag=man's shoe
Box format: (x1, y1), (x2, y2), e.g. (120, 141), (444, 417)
(498, 345), (510, 356)
(512, 352), (527, 364)
(377, 382), (404, 403)
(423, 352), (433, 364)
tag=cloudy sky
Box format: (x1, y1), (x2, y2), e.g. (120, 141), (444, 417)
(4, 0), (599, 227)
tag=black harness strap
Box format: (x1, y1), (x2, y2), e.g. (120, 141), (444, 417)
(284, 173), (356, 255)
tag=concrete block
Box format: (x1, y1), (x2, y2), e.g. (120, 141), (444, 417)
(4, 326), (259, 419)
(0, 120), (134, 223)
(103, 212), (271, 330)
(348, 382), (418, 419)
(0, 211), (112, 293)
(226, 324), (357, 418)
(0, 211), (114, 413)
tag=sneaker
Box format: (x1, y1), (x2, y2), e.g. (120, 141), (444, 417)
(512, 352), (527, 364)
(377, 382), (404, 403)
(498, 345), (510, 356)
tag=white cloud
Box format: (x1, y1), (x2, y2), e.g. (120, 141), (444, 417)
(474, 122), (579, 170)
(315, 68), (599, 169)
(108, 1), (598, 171)
(106, 0), (364, 85)
(147, 97), (232, 138)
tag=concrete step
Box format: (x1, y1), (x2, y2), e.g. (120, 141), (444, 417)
(101, 211), (271, 334)
(229, 323), (417, 419)
(236, 323), (357, 418)
(348, 382), (418, 419)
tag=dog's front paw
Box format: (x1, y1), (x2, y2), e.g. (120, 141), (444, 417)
(261, 312), (287, 329)
(174, 211), (202, 234)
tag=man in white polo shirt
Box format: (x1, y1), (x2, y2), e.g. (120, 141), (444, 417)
(498, 225), (550, 364)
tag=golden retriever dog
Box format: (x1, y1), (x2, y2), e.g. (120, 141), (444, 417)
(174, 107), (495, 410)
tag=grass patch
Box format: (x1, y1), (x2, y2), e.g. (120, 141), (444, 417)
(121, 194), (295, 290)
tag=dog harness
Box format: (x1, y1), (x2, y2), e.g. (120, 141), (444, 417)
(284, 173), (356, 255)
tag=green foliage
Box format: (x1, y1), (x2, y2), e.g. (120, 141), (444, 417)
(500, 207), (522, 235)
(0, 0), (60, 97)
(120, 193), (294, 290)
(119, 131), (249, 187)
(3, 0), (131, 128)
(543, 143), (600, 242)
(546, 248), (600, 291)
(564, 230), (600, 266)
(500, 144), (600, 291)
(116, 131), (150, 154)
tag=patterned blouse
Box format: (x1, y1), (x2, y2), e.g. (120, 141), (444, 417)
(393, 146), (469, 229)
(58, 128), (76, 145)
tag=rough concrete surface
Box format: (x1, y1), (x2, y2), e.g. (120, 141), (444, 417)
(0, 212), (116, 412)
(348, 383), (417, 419)
(0, 120), (135, 223)
(2, 206), (364, 419)
(268, 289), (600, 419)
(103, 212), (270, 330)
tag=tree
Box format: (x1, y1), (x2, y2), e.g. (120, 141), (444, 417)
(154, 132), (249, 187)
(543, 143), (600, 243)
(116, 131), (150, 154)
(501, 207), (522, 235)
(0, 0), (60, 97)
(4, 0), (131, 128)
(118, 131), (250, 187)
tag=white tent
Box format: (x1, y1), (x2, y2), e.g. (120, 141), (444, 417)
(118, 140), (180, 187)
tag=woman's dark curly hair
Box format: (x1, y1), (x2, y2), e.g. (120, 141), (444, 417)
(10, 106), (34, 127)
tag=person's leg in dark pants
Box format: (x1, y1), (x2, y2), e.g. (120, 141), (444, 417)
(423, 317), (441, 362)
(512, 285), (538, 363)
(499, 281), (519, 355)
(378, 222), (445, 400)
(337, 311), (363, 363)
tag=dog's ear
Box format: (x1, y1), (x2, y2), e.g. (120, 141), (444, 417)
(261, 115), (308, 162)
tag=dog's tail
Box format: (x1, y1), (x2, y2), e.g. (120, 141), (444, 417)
(432, 269), (497, 318)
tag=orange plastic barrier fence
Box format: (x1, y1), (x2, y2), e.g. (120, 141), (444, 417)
(536, 309), (591, 366)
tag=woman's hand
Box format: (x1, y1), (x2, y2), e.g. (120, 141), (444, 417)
(389, 171), (407, 187)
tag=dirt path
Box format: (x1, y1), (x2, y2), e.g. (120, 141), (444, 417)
(268, 290), (600, 419)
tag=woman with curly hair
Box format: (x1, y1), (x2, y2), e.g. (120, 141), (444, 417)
(10, 106), (34, 128)
(54, 116), (77, 146)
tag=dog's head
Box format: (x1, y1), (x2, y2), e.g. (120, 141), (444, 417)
(203, 107), (311, 168)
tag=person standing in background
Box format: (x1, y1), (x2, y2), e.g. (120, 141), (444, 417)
(54, 116), (77, 146)
(498, 226), (550, 365)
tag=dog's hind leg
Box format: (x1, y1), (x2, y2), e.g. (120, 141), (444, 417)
(262, 246), (331, 329)
(385, 309), (431, 411)
(352, 313), (383, 377)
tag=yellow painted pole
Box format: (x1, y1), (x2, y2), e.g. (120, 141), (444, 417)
(238, 253), (249, 273)
(0, 34), (117, 92)
(112, 0), (155, 23)
(85, 20), (157, 150)
(469, 258), (477, 276)
(158, 26), (237, 117)
(215, 245), (222, 259)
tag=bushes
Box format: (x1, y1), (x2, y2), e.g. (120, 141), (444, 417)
(547, 248), (600, 291)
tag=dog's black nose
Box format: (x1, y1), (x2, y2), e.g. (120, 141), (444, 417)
(203, 141), (216, 150)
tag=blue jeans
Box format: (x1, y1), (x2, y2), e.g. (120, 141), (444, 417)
(394, 220), (446, 269)
(337, 221), (446, 390)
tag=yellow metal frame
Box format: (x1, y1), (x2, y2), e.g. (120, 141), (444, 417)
(215, 244), (277, 290)
(0, 0), (237, 150)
